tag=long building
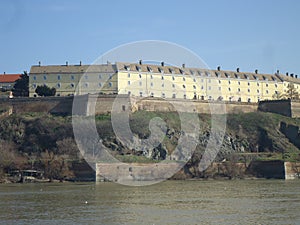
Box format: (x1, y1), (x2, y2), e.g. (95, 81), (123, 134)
(29, 61), (300, 102)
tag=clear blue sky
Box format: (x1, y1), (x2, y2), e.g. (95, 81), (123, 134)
(1, 0), (300, 75)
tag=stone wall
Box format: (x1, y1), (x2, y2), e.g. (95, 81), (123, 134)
(284, 162), (300, 179)
(96, 162), (182, 185)
(258, 99), (291, 117)
(247, 160), (285, 179)
(131, 97), (257, 114)
(291, 101), (300, 118)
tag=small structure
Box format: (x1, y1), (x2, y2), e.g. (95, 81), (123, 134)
(0, 73), (22, 91)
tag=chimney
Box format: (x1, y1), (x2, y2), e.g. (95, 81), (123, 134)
(291, 73), (294, 78)
(286, 72), (289, 76)
(217, 66), (220, 71)
(3, 72), (5, 75)
(79, 61), (82, 66)
(276, 70), (280, 75)
(295, 75), (298, 79)
(38, 61), (41, 67)
(161, 62), (164, 67)
(182, 63), (185, 68)
(139, 59), (142, 65)
(236, 68), (240, 73)
(66, 61), (68, 66)
(255, 69), (258, 74)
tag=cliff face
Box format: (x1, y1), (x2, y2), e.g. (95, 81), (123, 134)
(0, 111), (299, 181)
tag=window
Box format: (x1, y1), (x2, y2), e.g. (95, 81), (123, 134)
(84, 75), (88, 80)
(275, 84), (278, 88)
(151, 75), (153, 79)
(139, 92), (143, 97)
(128, 81), (130, 85)
(257, 83), (259, 86)
(139, 74), (142, 78)
(248, 82), (250, 86)
(193, 78), (196, 82)
(172, 93), (176, 98)
(162, 93), (165, 98)
(184, 94), (187, 99)
(150, 92), (154, 97)
(33, 76), (36, 80)
(99, 74), (102, 79)
(257, 89), (259, 93)
(161, 76), (164, 80)
(238, 88), (240, 92)
(183, 77), (186, 81)
(84, 83), (88, 88)
(139, 81), (142, 86)
(219, 80), (221, 84)
(208, 86), (211, 90)
(248, 98), (251, 103)
(33, 84), (37, 88)
(172, 76), (175, 81)
(248, 89), (250, 93)
(172, 84), (175, 88)
(71, 75), (74, 80)
(57, 75), (61, 80)
(266, 84), (269, 87)
(266, 90), (269, 94)
(43, 75), (47, 80)
(183, 84), (186, 89)
(219, 87), (221, 91)
(151, 82), (153, 87)
(201, 86), (204, 90)
(109, 82), (112, 87)
(228, 87), (231, 91)
(71, 83), (75, 88)
(238, 81), (240, 85)
(162, 83), (164, 87)
(127, 73), (130, 78)
(193, 85), (196, 90)
(208, 79), (211, 83)
(201, 79), (204, 83)
(57, 83), (61, 88)
(128, 91), (131, 95)
(228, 80), (231, 84)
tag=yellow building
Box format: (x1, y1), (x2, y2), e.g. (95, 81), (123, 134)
(29, 62), (117, 97)
(29, 61), (300, 102)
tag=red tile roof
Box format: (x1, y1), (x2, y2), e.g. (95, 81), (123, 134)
(0, 74), (22, 83)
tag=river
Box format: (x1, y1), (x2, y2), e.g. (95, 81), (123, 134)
(0, 180), (300, 224)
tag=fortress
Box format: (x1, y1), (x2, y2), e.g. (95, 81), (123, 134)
(29, 61), (300, 103)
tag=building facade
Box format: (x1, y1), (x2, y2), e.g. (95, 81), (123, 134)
(29, 61), (300, 102)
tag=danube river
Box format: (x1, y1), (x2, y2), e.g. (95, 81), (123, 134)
(1, 180), (300, 224)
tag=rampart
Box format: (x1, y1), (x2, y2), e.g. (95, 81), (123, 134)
(6, 94), (300, 117)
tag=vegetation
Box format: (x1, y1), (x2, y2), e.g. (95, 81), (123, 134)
(35, 85), (56, 97)
(13, 71), (29, 97)
(0, 110), (299, 181)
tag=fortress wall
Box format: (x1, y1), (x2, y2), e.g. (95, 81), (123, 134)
(291, 101), (300, 118)
(132, 98), (257, 114)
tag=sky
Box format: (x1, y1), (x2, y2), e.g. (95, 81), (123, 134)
(1, 0), (300, 75)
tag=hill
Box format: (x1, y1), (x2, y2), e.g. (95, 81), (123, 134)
(0, 110), (299, 181)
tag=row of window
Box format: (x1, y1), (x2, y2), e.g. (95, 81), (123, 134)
(32, 82), (113, 89)
(32, 74), (113, 81)
(125, 81), (276, 94)
(126, 73), (278, 87)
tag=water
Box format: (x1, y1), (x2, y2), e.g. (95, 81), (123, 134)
(0, 180), (300, 225)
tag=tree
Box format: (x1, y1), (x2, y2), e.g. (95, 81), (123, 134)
(35, 85), (56, 97)
(13, 71), (29, 97)
(282, 83), (299, 100)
